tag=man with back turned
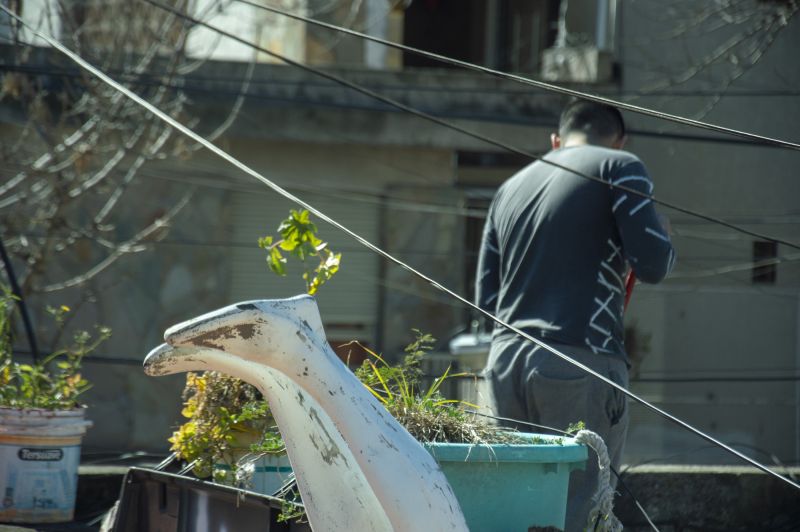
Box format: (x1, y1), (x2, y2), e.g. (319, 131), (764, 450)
(475, 100), (675, 531)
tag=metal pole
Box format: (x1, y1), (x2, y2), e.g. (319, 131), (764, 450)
(795, 295), (800, 464)
(0, 236), (40, 363)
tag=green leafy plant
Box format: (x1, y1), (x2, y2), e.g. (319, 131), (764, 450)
(168, 372), (284, 482)
(352, 330), (522, 445)
(171, 209), (341, 485)
(566, 420), (586, 435)
(258, 209), (341, 295)
(276, 491), (306, 524)
(0, 285), (110, 410)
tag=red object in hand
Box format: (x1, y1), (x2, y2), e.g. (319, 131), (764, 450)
(624, 271), (636, 312)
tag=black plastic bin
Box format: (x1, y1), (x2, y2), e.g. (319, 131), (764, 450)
(112, 467), (311, 532)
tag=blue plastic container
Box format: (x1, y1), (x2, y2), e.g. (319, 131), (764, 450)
(424, 433), (587, 531)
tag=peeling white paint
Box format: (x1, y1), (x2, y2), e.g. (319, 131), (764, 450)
(144, 295), (468, 532)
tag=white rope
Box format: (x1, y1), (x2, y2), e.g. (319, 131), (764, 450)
(574, 430), (623, 532)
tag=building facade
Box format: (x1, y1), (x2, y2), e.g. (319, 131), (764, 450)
(1, 0), (798, 465)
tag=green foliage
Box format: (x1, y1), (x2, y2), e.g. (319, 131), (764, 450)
(354, 331), (521, 445)
(0, 285), (16, 363)
(258, 209), (341, 295)
(566, 420), (586, 435)
(276, 489), (306, 524)
(169, 372), (283, 480)
(172, 209), (343, 482)
(0, 285), (110, 410)
(353, 328), (433, 397)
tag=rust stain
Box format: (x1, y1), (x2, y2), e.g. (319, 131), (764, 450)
(235, 323), (257, 339)
(189, 324), (257, 349)
(144, 355), (172, 376)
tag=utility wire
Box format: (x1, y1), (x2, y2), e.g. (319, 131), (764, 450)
(2, 63), (795, 148)
(10, 228), (800, 279)
(11, 8), (798, 492)
(3, 48), (800, 99)
(6, 10), (799, 248)
(234, 0), (800, 152)
(13, 348), (800, 383)
(632, 375), (800, 383)
(467, 410), (660, 532)
(138, 0), (800, 253)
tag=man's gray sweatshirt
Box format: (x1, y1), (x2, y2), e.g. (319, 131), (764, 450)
(475, 145), (675, 361)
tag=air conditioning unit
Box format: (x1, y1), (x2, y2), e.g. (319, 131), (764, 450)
(541, 46), (614, 84)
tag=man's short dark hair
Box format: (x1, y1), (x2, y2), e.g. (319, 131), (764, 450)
(558, 100), (626, 141)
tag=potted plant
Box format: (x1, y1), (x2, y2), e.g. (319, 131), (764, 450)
(164, 210), (589, 530)
(352, 332), (587, 532)
(0, 287), (110, 524)
(168, 371), (290, 493)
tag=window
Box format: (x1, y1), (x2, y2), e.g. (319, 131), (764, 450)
(752, 240), (778, 284)
(402, 0), (560, 72)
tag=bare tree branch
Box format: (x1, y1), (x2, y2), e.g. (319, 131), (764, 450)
(40, 191), (194, 293)
(626, 0), (798, 120)
(0, 0), (252, 309)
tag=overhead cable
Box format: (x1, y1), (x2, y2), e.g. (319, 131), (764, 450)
(2, 63), (794, 148)
(10, 7), (798, 491)
(138, 0), (800, 252)
(467, 411), (660, 532)
(234, 0), (800, 152)
(7, 6), (799, 249)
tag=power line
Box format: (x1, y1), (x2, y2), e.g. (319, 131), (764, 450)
(445, 372), (800, 384)
(10, 229), (800, 277)
(234, 0), (800, 152)
(13, 346), (800, 383)
(632, 375), (800, 383)
(12, 8), (797, 491)
(668, 252), (800, 279)
(466, 410), (660, 532)
(147, 171), (490, 219)
(3, 45), (800, 99)
(5, 35), (799, 281)
(137, 0), (800, 253)
(2, 62), (796, 149)
(637, 366), (800, 376)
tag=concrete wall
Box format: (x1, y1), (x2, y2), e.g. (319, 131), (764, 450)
(27, 176), (235, 453)
(187, 0), (307, 63)
(3, 1), (797, 465)
(80, 139), (454, 452)
(616, 2), (800, 465)
(614, 465), (800, 531)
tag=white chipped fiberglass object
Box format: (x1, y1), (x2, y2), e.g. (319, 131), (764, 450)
(143, 295), (468, 532)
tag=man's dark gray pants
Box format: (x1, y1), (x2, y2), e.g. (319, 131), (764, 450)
(479, 338), (629, 532)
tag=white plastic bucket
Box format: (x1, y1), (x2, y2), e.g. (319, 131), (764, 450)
(248, 454), (292, 495)
(0, 407), (92, 523)
(215, 453), (293, 496)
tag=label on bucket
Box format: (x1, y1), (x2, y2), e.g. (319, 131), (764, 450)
(18, 448), (64, 461)
(0, 443), (81, 523)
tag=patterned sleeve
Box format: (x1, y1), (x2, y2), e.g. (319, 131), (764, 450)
(610, 159), (676, 283)
(475, 208), (501, 312)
